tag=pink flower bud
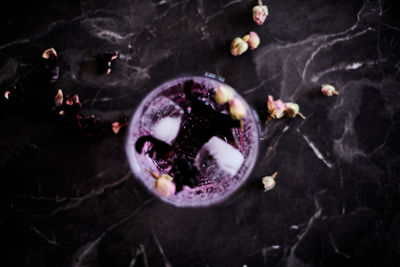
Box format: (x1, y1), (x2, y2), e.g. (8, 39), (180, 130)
(267, 95), (286, 119)
(242, 32), (260, 50)
(155, 174), (176, 197)
(229, 98), (247, 120)
(112, 122), (122, 134)
(215, 85), (234, 104)
(252, 5), (268, 25)
(285, 102), (306, 119)
(321, 84), (339, 96)
(230, 37), (249, 56)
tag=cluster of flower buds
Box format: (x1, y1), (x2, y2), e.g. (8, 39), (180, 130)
(253, 0), (269, 25)
(148, 171), (176, 197)
(230, 32), (260, 56)
(230, 0), (268, 56)
(321, 84), (339, 96)
(214, 85), (247, 120)
(267, 95), (306, 121)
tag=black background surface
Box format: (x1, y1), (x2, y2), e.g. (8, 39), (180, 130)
(1, 0), (400, 266)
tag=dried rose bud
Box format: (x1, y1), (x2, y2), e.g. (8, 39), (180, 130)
(112, 120), (129, 134)
(242, 32), (260, 50)
(267, 95), (286, 119)
(54, 89), (63, 107)
(4, 91), (11, 100)
(215, 85), (234, 104)
(230, 37), (249, 56)
(262, 172), (277, 191)
(253, 2), (268, 25)
(112, 122), (121, 134)
(285, 102), (306, 119)
(156, 174), (176, 197)
(321, 84), (339, 96)
(147, 171), (176, 197)
(42, 48), (58, 59)
(229, 98), (247, 120)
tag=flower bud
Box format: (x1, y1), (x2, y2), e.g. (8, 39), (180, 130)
(111, 119), (129, 134)
(229, 98), (247, 120)
(262, 172), (277, 191)
(253, 5), (268, 25)
(284, 102), (306, 119)
(230, 37), (248, 56)
(285, 102), (299, 117)
(321, 84), (339, 96)
(267, 95), (286, 119)
(112, 122), (122, 134)
(155, 174), (176, 197)
(242, 32), (260, 50)
(215, 85), (234, 104)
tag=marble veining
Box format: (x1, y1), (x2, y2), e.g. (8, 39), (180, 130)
(1, 0), (399, 266)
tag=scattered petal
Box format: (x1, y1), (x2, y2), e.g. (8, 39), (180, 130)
(242, 32), (260, 50)
(230, 37), (249, 56)
(65, 98), (74, 106)
(215, 85), (234, 104)
(262, 172), (277, 191)
(229, 98), (247, 120)
(4, 91), (11, 100)
(42, 48), (58, 59)
(253, 4), (268, 25)
(72, 94), (80, 104)
(321, 84), (339, 96)
(65, 94), (81, 106)
(54, 89), (63, 107)
(97, 51), (119, 75)
(267, 95), (286, 119)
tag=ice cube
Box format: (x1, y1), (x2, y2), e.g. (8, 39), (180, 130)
(195, 136), (244, 181)
(141, 96), (183, 132)
(152, 116), (182, 144)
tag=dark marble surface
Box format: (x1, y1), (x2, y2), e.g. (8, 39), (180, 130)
(1, 0), (400, 266)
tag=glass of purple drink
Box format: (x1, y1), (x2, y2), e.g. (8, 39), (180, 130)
(126, 75), (260, 207)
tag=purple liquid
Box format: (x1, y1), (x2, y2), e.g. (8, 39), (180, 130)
(126, 76), (260, 207)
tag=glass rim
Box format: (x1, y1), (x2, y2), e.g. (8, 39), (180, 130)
(125, 74), (261, 207)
